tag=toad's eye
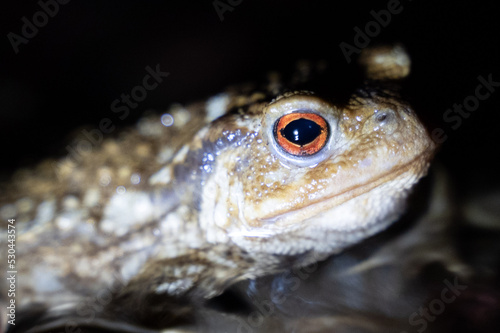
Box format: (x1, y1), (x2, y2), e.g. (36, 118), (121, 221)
(274, 113), (329, 156)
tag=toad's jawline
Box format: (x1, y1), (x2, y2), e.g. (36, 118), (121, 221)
(259, 150), (433, 228)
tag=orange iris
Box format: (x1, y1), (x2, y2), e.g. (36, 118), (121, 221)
(274, 112), (329, 156)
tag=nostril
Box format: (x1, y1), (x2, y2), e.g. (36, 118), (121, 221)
(376, 113), (387, 122)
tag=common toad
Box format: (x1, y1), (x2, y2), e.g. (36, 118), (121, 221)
(0, 45), (436, 332)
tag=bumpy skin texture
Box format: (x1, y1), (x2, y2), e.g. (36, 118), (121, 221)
(0, 45), (436, 331)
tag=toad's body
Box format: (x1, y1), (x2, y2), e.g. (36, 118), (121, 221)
(0, 46), (435, 330)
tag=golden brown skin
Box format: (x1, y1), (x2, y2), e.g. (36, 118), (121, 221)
(0, 45), (435, 331)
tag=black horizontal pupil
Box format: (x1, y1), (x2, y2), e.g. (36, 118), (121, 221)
(280, 118), (322, 146)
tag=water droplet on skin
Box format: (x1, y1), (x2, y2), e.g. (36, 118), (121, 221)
(161, 113), (174, 127)
(116, 186), (127, 194)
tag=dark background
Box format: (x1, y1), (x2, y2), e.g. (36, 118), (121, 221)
(1, 0), (499, 193)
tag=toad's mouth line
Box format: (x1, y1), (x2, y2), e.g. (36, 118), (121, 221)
(258, 151), (431, 228)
